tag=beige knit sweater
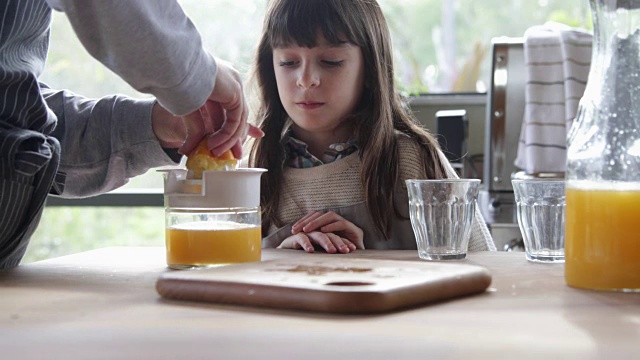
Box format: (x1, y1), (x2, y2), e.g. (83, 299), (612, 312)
(262, 133), (496, 251)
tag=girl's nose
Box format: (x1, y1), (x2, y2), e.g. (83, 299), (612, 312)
(296, 66), (320, 89)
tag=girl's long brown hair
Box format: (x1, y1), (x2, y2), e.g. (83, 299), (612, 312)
(249, 0), (447, 238)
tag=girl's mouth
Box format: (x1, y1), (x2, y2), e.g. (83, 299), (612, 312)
(296, 102), (324, 110)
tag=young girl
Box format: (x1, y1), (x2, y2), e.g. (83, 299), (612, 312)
(248, 0), (496, 254)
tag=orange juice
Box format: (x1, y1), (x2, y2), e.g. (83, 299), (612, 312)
(565, 186), (640, 291)
(166, 222), (261, 269)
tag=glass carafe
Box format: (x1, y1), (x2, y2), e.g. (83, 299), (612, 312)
(565, 0), (640, 291)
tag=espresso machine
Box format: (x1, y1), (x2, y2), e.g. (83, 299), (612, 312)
(479, 37), (526, 251)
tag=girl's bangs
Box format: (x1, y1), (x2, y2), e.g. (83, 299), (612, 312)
(267, 1), (360, 48)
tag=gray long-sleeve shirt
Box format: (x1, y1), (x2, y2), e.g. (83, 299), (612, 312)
(0, 0), (217, 268)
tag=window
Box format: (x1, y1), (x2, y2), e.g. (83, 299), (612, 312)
(41, 0), (591, 98)
(381, 0), (590, 93)
(25, 0), (590, 263)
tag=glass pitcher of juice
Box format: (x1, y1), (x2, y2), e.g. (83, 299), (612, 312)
(565, 0), (640, 291)
(161, 168), (266, 270)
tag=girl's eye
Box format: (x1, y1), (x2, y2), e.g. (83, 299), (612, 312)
(279, 61), (296, 67)
(322, 60), (344, 67)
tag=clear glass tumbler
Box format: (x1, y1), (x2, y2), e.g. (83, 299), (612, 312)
(512, 179), (566, 263)
(406, 179), (480, 260)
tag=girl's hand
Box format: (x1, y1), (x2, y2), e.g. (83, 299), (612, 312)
(291, 211), (365, 250)
(278, 231), (357, 254)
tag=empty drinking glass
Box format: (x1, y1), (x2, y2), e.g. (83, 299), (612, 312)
(406, 179), (480, 260)
(512, 179), (566, 263)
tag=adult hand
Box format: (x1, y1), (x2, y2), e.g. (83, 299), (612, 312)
(291, 211), (365, 250)
(278, 231), (357, 254)
(151, 102), (186, 148)
(178, 58), (263, 158)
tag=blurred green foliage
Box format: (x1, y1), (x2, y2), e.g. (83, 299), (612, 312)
(23, 207), (165, 263)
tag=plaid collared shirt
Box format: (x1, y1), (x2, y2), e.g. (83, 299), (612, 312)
(282, 129), (358, 169)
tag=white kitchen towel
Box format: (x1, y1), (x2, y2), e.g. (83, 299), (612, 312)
(514, 22), (592, 174)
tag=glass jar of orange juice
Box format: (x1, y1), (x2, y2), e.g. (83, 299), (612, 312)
(161, 168), (266, 270)
(565, 0), (640, 291)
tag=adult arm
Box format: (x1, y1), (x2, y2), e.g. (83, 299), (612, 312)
(42, 86), (181, 197)
(45, 0), (262, 157)
(45, 0), (215, 117)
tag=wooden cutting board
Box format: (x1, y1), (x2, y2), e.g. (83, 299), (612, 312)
(156, 257), (492, 314)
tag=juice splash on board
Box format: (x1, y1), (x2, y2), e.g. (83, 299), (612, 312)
(565, 182), (640, 291)
(166, 221), (261, 268)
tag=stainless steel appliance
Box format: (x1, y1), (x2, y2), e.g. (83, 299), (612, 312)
(480, 38), (526, 251)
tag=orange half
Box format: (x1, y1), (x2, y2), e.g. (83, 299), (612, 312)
(185, 138), (238, 179)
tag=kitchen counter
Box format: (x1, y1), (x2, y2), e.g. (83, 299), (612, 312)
(1, 247), (638, 359)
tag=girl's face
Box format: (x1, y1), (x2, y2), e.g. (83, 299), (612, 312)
(272, 35), (365, 141)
